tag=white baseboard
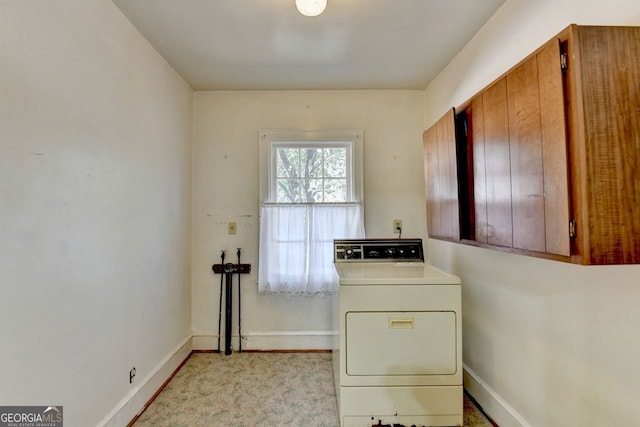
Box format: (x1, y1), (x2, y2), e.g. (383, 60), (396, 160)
(192, 330), (334, 351)
(98, 335), (193, 427)
(463, 364), (531, 427)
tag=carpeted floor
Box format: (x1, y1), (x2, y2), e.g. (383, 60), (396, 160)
(133, 352), (493, 427)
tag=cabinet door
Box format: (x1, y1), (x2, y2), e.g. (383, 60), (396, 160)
(470, 95), (488, 243)
(423, 109), (459, 241)
(482, 78), (513, 247)
(507, 53), (546, 252)
(437, 109), (460, 240)
(423, 125), (442, 238)
(506, 39), (570, 255)
(538, 39), (570, 256)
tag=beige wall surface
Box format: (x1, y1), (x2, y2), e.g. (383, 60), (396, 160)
(192, 90), (425, 348)
(423, 0), (640, 425)
(0, 1), (193, 425)
(4, 0), (639, 425)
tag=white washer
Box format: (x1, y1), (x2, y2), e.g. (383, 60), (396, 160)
(332, 239), (462, 427)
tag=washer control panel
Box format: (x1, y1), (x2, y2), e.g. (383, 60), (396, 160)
(334, 239), (424, 262)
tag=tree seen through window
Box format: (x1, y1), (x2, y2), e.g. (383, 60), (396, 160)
(275, 146), (347, 203)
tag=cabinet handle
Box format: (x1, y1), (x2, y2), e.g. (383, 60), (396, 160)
(569, 219), (577, 239)
(389, 318), (415, 329)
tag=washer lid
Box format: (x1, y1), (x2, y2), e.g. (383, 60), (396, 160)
(334, 262), (461, 285)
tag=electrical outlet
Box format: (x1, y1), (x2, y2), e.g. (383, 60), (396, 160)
(393, 219), (403, 233)
(129, 367), (136, 384)
(228, 222), (237, 235)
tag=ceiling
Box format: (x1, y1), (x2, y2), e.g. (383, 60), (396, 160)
(112, 0), (506, 91)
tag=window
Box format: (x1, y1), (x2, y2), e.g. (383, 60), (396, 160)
(258, 129), (365, 295)
(273, 144), (350, 203)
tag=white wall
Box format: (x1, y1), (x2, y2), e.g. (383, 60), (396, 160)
(0, 1), (193, 426)
(192, 90), (424, 349)
(423, 0), (640, 425)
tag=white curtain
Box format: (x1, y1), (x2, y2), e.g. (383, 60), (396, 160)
(258, 203), (365, 295)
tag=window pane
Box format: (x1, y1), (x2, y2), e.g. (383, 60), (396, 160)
(324, 179), (347, 202)
(323, 148), (347, 178)
(272, 142), (353, 203)
(277, 179), (304, 202)
(301, 148), (323, 178)
(276, 148), (300, 178)
(306, 179), (323, 202)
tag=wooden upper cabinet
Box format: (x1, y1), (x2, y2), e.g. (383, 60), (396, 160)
(435, 24), (639, 264)
(423, 109), (460, 241)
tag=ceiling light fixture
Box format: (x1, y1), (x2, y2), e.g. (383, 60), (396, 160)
(295, 0), (327, 17)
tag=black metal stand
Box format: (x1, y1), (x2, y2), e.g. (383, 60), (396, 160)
(223, 263), (234, 355)
(236, 249), (242, 353)
(216, 251), (225, 353)
(212, 260), (251, 355)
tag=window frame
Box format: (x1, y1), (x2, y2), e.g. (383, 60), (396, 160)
(259, 129), (364, 206)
